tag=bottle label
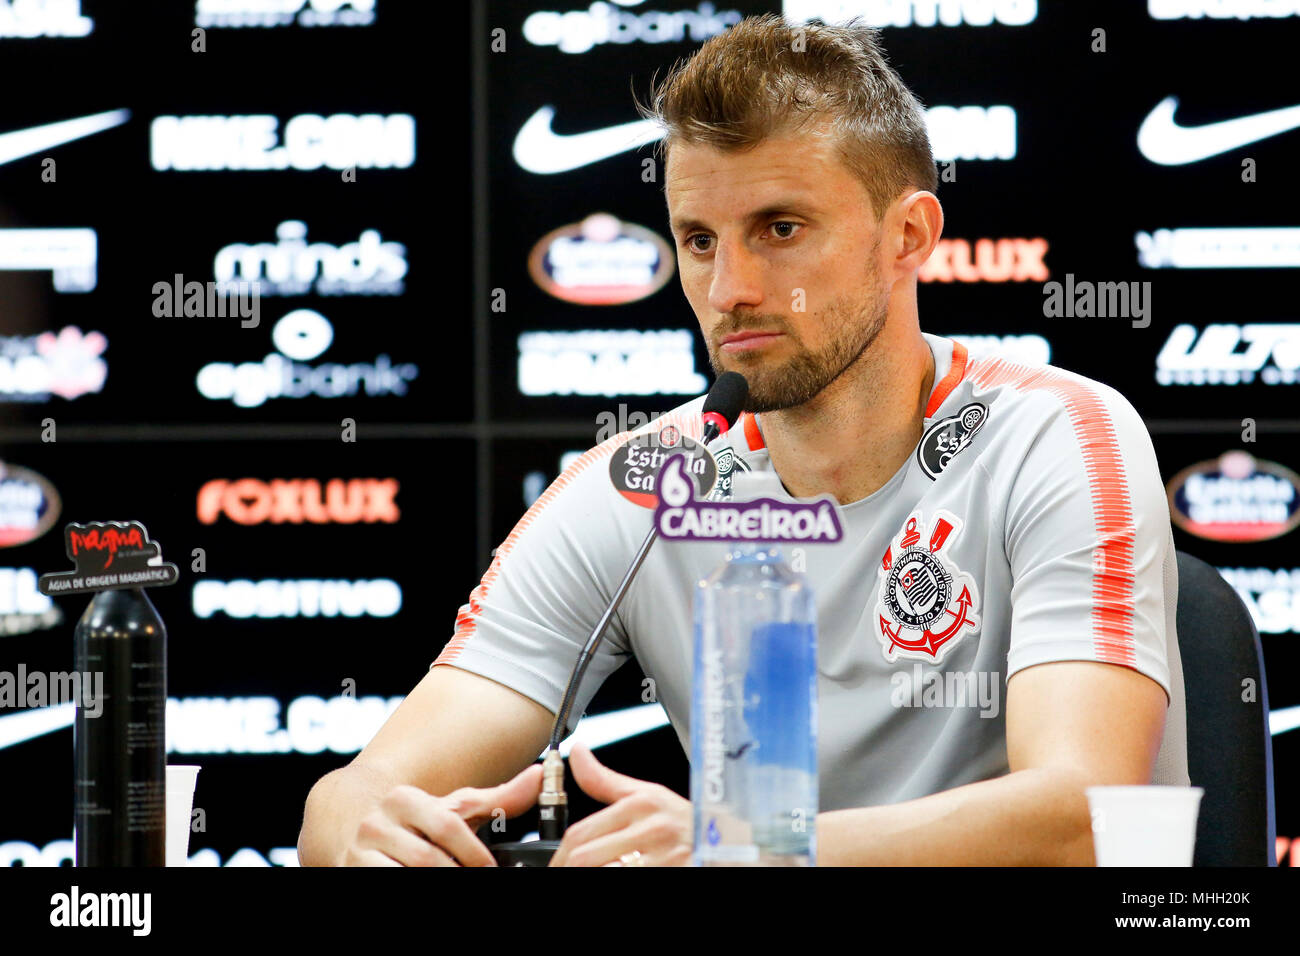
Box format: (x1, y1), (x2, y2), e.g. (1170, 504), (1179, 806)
(654, 454), (844, 543)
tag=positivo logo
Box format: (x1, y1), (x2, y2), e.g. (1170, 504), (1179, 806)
(196, 309), (417, 407)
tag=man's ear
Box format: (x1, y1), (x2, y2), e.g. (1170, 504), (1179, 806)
(891, 190), (943, 276)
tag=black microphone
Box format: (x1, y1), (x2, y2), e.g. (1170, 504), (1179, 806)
(700, 371), (749, 443)
(490, 373), (748, 866)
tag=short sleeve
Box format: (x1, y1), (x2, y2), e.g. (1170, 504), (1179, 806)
(1002, 378), (1174, 701)
(433, 438), (637, 738)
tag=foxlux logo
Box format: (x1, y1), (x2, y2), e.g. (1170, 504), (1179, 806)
(151, 114), (414, 171)
(918, 238), (1046, 282)
(654, 455), (844, 542)
(214, 221), (407, 297)
(198, 478), (399, 525)
(196, 309), (418, 407)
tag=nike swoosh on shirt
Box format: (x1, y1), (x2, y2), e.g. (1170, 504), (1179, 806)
(1138, 97), (1300, 165)
(513, 106), (663, 174)
(0, 109), (131, 167)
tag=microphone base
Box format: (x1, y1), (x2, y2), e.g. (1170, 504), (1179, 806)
(490, 839), (561, 867)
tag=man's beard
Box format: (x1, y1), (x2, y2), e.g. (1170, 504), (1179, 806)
(705, 290), (889, 414)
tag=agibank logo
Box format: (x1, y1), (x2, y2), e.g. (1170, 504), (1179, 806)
(196, 309), (417, 407)
(875, 510), (981, 664)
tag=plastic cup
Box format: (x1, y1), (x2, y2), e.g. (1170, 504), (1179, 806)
(1085, 785), (1204, 866)
(165, 765), (201, 867)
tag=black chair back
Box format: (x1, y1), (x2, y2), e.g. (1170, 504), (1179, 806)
(1176, 551), (1277, 866)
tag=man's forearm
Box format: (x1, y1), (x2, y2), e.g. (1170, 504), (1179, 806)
(815, 767), (1097, 866)
(298, 763), (394, 867)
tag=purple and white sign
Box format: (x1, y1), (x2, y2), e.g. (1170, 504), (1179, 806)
(653, 454), (844, 543)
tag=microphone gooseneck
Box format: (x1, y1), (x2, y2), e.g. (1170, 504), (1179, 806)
(536, 374), (749, 844)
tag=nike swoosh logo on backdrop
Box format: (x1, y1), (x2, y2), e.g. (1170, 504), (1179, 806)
(513, 106), (662, 174)
(0, 109), (131, 167)
(1138, 97), (1300, 165)
(1270, 703), (1300, 737)
(0, 702), (73, 750)
(544, 703), (670, 758)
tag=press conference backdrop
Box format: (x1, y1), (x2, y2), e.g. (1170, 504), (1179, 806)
(0, 0), (1297, 866)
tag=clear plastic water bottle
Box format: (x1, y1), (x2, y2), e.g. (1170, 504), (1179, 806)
(691, 543), (818, 866)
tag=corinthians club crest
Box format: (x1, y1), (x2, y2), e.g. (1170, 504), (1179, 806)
(875, 509), (981, 664)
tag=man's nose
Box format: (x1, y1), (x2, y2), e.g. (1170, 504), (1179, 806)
(707, 240), (765, 315)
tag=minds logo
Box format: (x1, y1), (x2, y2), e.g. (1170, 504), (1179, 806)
(213, 220), (407, 297)
(196, 309), (417, 408)
(1168, 451), (1300, 543)
(528, 213), (674, 305)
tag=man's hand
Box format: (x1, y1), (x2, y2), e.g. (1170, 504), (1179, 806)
(548, 743), (692, 867)
(344, 763), (543, 866)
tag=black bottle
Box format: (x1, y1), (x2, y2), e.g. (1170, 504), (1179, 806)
(73, 588), (166, 866)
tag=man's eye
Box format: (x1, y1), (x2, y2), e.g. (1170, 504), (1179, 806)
(770, 221), (801, 239)
(686, 235), (713, 253)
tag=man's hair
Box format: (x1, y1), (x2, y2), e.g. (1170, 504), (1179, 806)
(638, 14), (937, 223)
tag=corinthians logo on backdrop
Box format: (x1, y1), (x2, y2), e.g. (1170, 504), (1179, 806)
(528, 213), (674, 305)
(875, 510), (981, 664)
(917, 402), (987, 479)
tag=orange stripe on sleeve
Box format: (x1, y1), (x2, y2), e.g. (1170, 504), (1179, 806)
(966, 358), (1138, 667)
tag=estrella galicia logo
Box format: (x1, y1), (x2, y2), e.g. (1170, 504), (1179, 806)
(917, 402), (987, 480)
